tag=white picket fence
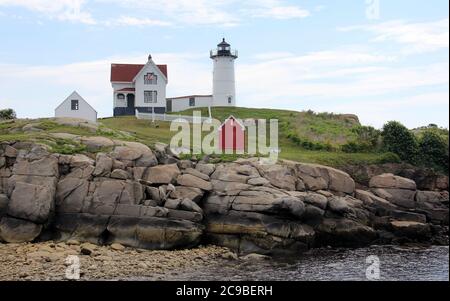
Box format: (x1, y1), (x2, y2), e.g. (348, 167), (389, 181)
(135, 110), (212, 124)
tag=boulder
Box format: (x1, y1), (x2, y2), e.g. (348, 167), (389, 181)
(247, 177), (270, 186)
(328, 197), (352, 214)
(390, 221), (431, 240)
(205, 211), (315, 255)
(53, 213), (110, 244)
(327, 167), (355, 195)
(183, 168), (210, 181)
(106, 216), (203, 250)
(355, 189), (398, 213)
(110, 169), (130, 180)
(283, 161), (355, 194)
(230, 195), (305, 218)
(4, 145), (18, 158)
(8, 181), (55, 223)
(56, 177), (89, 213)
(195, 163), (215, 176)
(369, 173), (417, 190)
(372, 188), (416, 209)
(177, 174), (212, 191)
(70, 154), (95, 168)
(316, 218), (377, 247)
(0, 216), (42, 243)
(257, 164), (296, 191)
(92, 153), (113, 177)
(13, 156), (59, 177)
(79, 137), (114, 152)
(0, 194), (8, 216)
(145, 164), (180, 184)
(169, 186), (204, 204)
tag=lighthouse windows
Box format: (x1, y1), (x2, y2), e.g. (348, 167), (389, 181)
(228, 96), (232, 104)
(144, 91), (157, 103)
(144, 73), (157, 85)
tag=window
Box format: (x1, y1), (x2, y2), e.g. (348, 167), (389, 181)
(71, 99), (79, 110)
(117, 93), (125, 100)
(144, 73), (157, 85)
(228, 96), (232, 104)
(189, 97), (195, 107)
(144, 91), (157, 103)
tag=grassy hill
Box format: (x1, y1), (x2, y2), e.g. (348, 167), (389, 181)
(102, 107), (398, 167)
(0, 107), (400, 168)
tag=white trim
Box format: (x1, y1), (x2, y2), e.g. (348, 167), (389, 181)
(218, 115), (246, 131)
(132, 60), (168, 84)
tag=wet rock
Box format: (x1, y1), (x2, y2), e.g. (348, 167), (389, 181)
(390, 221), (431, 240)
(0, 217), (42, 243)
(316, 218), (377, 247)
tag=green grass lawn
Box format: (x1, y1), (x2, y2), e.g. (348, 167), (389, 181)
(0, 107), (400, 168)
(100, 113), (397, 168)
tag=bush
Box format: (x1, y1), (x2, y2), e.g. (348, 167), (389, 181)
(342, 141), (372, 153)
(0, 109), (16, 120)
(382, 121), (419, 163)
(288, 132), (335, 151)
(418, 131), (449, 172)
(376, 152), (402, 164)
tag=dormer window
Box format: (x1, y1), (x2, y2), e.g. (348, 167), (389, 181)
(144, 73), (157, 85)
(71, 99), (79, 110)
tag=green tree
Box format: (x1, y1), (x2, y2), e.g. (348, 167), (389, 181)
(382, 121), (419, 163)
(418, 130), (449, 172)
(0, 109), (16, 120)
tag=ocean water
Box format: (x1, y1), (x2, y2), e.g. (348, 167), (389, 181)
(164, 246), (449, 281)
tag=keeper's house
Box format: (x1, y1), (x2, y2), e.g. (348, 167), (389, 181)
(111, 55), (168, 116)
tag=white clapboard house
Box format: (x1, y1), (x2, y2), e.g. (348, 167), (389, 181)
(111, 55), (168, 116)
(55, 91), (97, 122)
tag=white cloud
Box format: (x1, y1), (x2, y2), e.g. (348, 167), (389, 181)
(239, 0), (310, 20)
(339, 18), (449, 54)
(0, 0), (96, 24)
(0, 0), (311, 26)
(114, 16), (173, 27)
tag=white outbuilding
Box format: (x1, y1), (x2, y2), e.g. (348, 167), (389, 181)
(55, 91), (97, 122)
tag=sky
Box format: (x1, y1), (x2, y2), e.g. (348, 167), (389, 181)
(0, 0), (448, 129)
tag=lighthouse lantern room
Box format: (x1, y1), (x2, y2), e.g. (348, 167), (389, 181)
(210, 38), (238, 107)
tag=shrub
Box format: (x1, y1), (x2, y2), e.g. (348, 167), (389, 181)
(418, 130), (449, 172)
(0, 109), (16, 120)
(382, 121), (419, 163)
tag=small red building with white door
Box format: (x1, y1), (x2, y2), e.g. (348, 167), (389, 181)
(218, 115), (245, 152)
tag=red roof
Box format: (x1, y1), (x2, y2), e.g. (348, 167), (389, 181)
(110, 63), (168, 82)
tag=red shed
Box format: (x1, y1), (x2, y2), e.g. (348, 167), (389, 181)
(218, 115), (246, 153)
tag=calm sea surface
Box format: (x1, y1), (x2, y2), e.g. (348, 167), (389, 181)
(162, 245), (449, 281)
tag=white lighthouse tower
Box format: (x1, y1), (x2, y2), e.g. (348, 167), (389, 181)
(210, 38), (238, 107)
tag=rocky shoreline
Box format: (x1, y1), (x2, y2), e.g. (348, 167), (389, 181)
(0, 241), (231, 281)
(0, 137), (448, 259)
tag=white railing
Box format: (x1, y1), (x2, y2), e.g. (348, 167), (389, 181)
(135, 110), (212, 124)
